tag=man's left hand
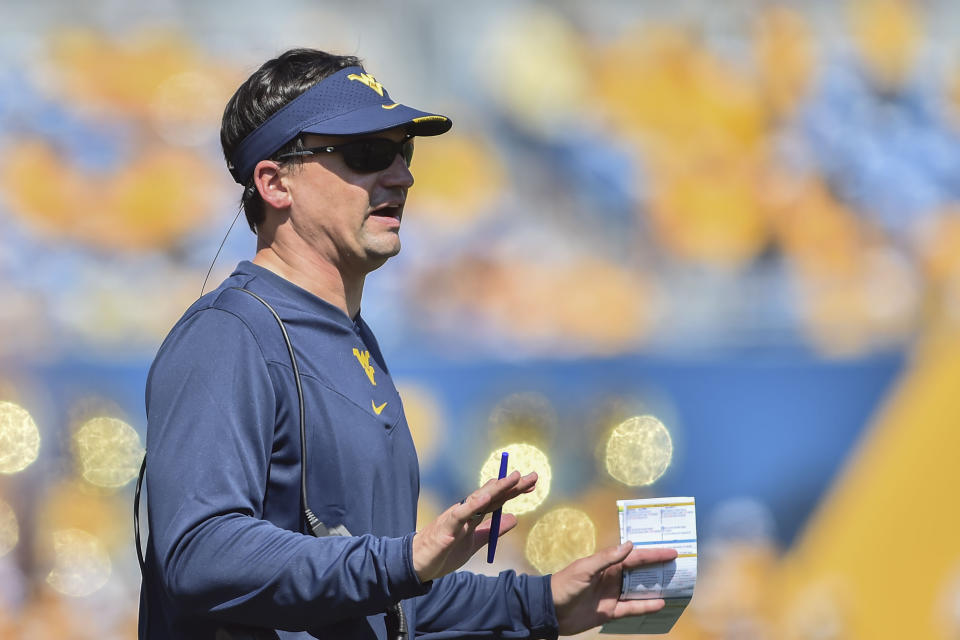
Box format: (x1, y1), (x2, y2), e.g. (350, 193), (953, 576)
(550, 542), (678, 636)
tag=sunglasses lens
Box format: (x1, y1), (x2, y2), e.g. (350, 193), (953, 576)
(342, 139), (412, 173)
(342, 140), (385, 172)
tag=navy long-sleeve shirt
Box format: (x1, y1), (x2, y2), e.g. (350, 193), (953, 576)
(141, 261), (558, 639)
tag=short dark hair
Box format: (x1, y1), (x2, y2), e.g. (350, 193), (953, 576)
(220, 49), (363, 232)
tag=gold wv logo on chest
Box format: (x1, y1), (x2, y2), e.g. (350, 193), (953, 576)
(352, 348), (377, 385)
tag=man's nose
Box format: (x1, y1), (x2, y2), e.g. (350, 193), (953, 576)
(380, 152), (414, 189)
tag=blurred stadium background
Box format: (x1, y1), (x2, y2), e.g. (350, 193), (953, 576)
(1, 0), (959, 637)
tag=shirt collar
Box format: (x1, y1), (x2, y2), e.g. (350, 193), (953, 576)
(231, 260), (361, 331)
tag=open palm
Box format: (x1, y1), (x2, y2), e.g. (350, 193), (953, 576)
(550, 542), (678, 636)
(412, 471), (538, 582)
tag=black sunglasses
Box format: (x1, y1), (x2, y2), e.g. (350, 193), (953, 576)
(276, 136), (414, 173)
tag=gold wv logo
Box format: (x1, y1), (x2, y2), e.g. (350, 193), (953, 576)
(352, 348), (377, 385)
(347, 73), (385, 96)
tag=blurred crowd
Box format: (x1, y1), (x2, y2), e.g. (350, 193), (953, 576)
(2, 0), (960, 638)
(1, 1), (960, 361)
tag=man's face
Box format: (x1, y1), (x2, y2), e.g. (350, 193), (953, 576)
(279, 126), (414, 274)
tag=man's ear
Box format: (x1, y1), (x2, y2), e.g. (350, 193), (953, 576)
(253, 160), (291, 209)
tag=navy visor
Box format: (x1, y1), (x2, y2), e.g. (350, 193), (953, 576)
(228, 66), (451, 184)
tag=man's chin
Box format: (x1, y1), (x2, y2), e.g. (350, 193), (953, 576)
(363, 242), (401, 269)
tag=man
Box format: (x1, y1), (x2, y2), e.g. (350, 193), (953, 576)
(141, 48), (676, 639)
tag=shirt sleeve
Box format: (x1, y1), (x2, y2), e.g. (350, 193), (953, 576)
(144, 308), (430, 632)
(412, 570), (558, 639)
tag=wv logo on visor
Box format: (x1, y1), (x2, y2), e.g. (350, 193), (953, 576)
(348, 73), (385, 97)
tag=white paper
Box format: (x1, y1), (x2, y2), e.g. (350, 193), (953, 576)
(601, 497), (697, 635)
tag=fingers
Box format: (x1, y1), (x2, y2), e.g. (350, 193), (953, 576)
(611, 598), (667, 619)
(479, 470), (537, 491)
(412, 474), (537, 583)
(478, 470), (538, 497)
(512, 471), (538, 495)
(576, 541), (636, 576)
(474, 512), (517, 538)
(451, 492), (492, 528)
(456, 471), (538, 525)
(621, 546), (678, 568)
(489, 471), (537, 508)
(568, 542), (678, 581)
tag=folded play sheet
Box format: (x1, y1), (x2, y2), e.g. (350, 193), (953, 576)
(601, 497), (696, 635)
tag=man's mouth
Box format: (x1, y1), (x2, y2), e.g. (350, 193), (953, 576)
(369, 203), (404, 224)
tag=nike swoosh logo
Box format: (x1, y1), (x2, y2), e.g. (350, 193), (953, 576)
(381, 103), (400, 110)
(372, 400), (388, 415)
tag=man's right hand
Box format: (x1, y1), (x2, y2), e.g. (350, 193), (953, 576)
(411, 470), (538, 583)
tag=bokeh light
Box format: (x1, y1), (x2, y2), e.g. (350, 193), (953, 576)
(72, 417), (143, 488)
(479, 443), (552, 515)
(0, 401), (41, 474)
(0, 499), (18, 557)
(525, 507), (596, 575)
(488, 392), (556, 450)
(604, 415), (673, 487)
(588, 392), (678, 476)
(45, 529), (111, 597)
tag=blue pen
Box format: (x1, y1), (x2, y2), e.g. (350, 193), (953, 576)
(487, 451), (509, 563)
